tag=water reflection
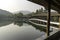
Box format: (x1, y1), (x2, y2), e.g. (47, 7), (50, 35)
(0, 20), (12, 27)
(0, 18), (46, 40)
(14, 20), (23, 26)
(13, 19), (46, 32)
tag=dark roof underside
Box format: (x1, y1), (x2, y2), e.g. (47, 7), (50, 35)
(28, 0), (60, 13)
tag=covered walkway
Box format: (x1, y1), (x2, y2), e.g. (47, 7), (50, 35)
(28, 0), (60, 40)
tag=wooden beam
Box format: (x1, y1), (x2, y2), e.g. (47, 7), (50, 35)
(28, 0), (60, 13)
(59, 17), (60, 29)
(46, 0), (51, 36)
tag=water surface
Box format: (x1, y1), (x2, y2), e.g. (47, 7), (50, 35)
(0, 20), (45, 40)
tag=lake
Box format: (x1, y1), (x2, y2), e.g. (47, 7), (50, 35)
(0, 20), (46, 40)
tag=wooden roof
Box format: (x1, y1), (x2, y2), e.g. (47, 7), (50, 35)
(28, 0), (60, 13)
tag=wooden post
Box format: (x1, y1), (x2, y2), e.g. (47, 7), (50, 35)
(59, 17), (60, 29)
(46, 0), (51, 36)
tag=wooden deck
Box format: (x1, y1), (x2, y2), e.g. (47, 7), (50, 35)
(45, 31), (60, 40)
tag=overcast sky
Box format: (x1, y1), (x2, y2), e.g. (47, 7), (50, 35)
(0, 0), (45, 13)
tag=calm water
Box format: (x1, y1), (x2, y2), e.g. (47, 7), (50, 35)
(0, 20), (46, 40)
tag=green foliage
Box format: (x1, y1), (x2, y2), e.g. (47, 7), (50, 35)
(14, 12), (24, 23)
(14, 12), (23, 18)
(35, 8), (44, 14)
(26, 8), (44, 16)
(14, 21), (23, 26)
(36, 10), (39, 13)
(39, 8), (43, 12)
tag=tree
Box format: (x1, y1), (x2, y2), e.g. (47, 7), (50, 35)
(39, 8), (43, 13)
(35, 8), (44, 14)
(41, 8), (43, 12)
(36, 10), (39, 14)
(14, 12), (23, 17)
(14, 12), (23, 20)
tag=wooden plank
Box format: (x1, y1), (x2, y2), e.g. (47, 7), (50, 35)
(31, 14), (60, 17)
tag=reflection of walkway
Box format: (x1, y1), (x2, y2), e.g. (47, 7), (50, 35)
(29, 21), (59, 30)
(29, 18), (59, 29)
(29, 18), (59, 40)
(29, 18), (59, 25)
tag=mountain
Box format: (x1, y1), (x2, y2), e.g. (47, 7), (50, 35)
(14, 11), (31, 15)
(20, 11), (31, 15)
(0, 9), (13, 17)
